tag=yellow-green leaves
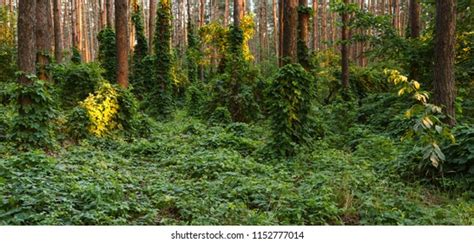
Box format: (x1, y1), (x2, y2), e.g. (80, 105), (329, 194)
(80, 82), (120, 137)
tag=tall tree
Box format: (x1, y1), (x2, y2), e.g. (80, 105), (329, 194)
(36, 0), (52, 81)
(433, 0), (457, 126)
(280, 0), (298, 65)
(234, 0), (244, 28)
(115, 0), (129, 88)
(53, 0), (63, 63)
(341, 0), (349, 89)
(298, 0), (310, 69)
(18, 0), (36, 85)
(149, 0), (156, 52)
(312, 0), (319, 51)
(106, 0), (113, 27)
(258, 0), (268, 62)
(273, 0), (278, 57)
(224, 0), (229, 26)
(321, 0), (327, 50)
(408, 0), (421, 38)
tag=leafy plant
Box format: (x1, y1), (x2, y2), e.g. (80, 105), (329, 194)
(267, 64), (315, 156)
(385, 69), (455, 174)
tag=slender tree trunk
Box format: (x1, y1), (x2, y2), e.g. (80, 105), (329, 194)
(224, 0), (229, 26)
(106, 0), (113, 27)
(321, 0), (327, 50)
(281, 0), (298, 65)
(53, 0), (63, 63)
(18, 0), (36, 85)
(199, 0), (204, 27)
(149, 0), (156, 52)
(298, 0), (310, 69)
(409, 0), (421, 38)
(234, 0), (244, 28)
(312, 0), (319, 51)
(433, 0), (456, 126)
(341, 0), (349, 89)
(115, 0), (129, 88)
(273, 0), (278, 58)
(258, 0), (268, 62)
(36, 0), (52, 81)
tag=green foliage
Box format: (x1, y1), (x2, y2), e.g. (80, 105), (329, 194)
(52, 62), (104, 107)
(149, 0), (174, 118)
(208, 106), (232, 125)
(385, 69), (456, 177)
(205, 26), (261, 123)
(97, 27), (117, 81)
(71, 47), (82, 64)
(268, 64), (315, 156)
(0, 7), (16, 83)
(9, 77), (58, 150)
(186, 18), (200, 84)
(185, 81), (207, 117)
(130, 3), (149, 99)
(444, 125), (474, 177)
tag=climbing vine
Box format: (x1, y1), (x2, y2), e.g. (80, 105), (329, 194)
(149, 0), (174, 118)
(97, 27), (117, 81)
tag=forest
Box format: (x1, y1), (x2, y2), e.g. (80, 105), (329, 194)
(0, 0), (472, 225)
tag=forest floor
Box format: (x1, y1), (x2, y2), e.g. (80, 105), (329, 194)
(0, 110), (473, 225)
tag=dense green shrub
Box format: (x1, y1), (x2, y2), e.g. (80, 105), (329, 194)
(52, 62), (104, 107)
(267, 64), (315, 156)
(208, 106), (232, 125)
(185, 82), (207, 117)
(9, 78), (58, 150)
(444, 125), (474, 177)
(97, 27), (117, 81)
(206, 26), (261, 123)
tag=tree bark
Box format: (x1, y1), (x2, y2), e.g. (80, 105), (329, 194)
(312, 0), (318, 51)
(18, 0), (36, 85)
(224, 0), (229, 26)
(234, 0), (244, 28)
(199, 0), (204, 27)
(115, 0), (129, 88)
(409, 0), (421, 38)
(53, 0), (63, 63)
(106, 0), (113, 27)
(341, 0), (349, 89)
(298, 0), (310, 69)
(36, 0), (52, 81)
(433, 0), (456, 126)
(280, 0), (298, 65)
(148, 0), (156, 52)
(273, 0), (278, 58)
(321, 0), (327, 50)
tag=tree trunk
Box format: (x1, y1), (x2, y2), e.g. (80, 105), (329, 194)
(409, 0), (421, 38)
(106, 0), (113, 28)
(199, 0), (204, 27)
(224, 0), (229, 26)
(258, 0), (268, 62)
(312, 0), (318, 51)
(149, 0), (156, 52)
(298, 0), (310, 69)
(321, 0), (327, 50)
(53, 0), (63, 63)
(433, 0), (456, 126)
(36, 0), (52, 81)
(341, 0), (349, 89)
(280, 0), (298, 65)
(115, 0), (129, 88)
(234, 0), (244, 28)
(18, 0), (36, 85)
(273, 0), (278, 58)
